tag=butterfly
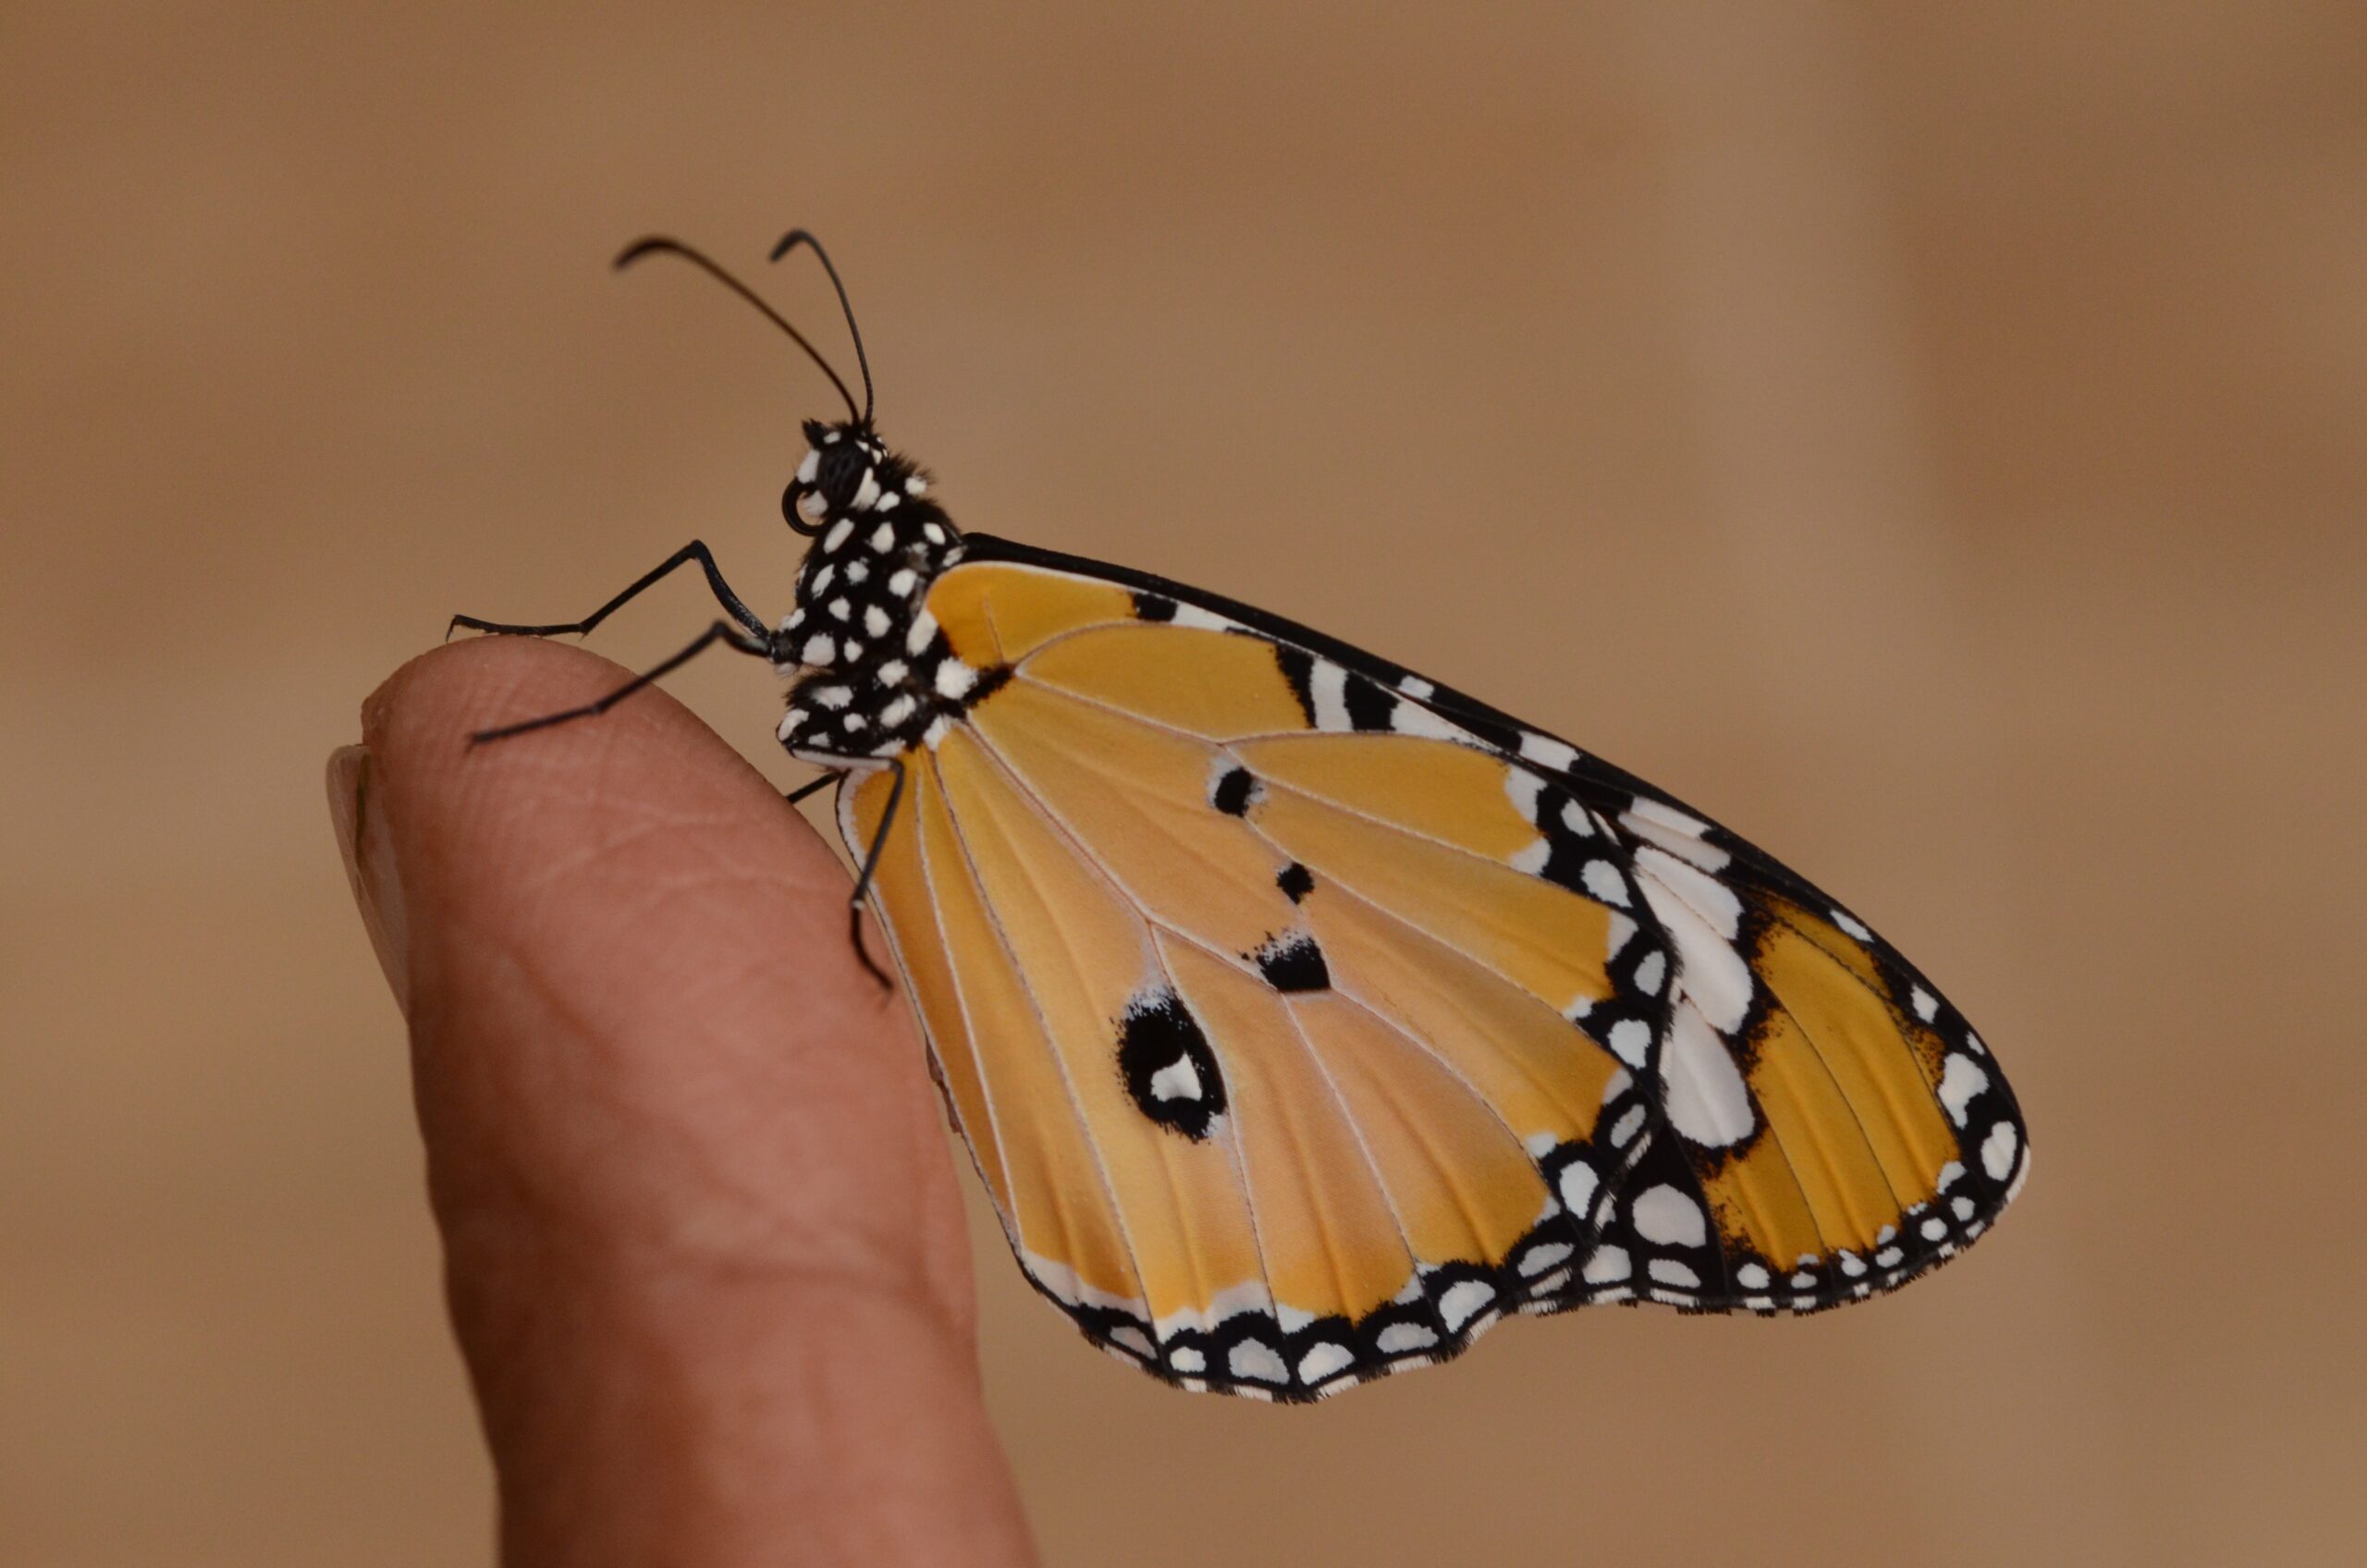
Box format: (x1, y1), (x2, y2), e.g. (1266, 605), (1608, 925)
(456, 232), (2030, 1403)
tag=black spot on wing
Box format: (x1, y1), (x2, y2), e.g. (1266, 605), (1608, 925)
(961, 662), (1014, 713)
(1132, 590), (1177, 622)
(1210, 766), (1258, 816)
(1343, 670), (1397, 731)
(1117, 988), (1225, 1140)
(1276, 862), (1314, 902)
(1250, 931), (1331, 993)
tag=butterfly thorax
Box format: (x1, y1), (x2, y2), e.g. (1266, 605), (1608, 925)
(773, 420), (993, 765)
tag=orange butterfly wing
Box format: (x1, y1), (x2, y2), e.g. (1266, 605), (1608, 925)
(840, 538), (2027, 1396)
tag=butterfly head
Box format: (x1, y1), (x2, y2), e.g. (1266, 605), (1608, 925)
(784, 418), (946, 532)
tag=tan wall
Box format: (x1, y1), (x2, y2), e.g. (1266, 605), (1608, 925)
(6, 4), (2361, 1563)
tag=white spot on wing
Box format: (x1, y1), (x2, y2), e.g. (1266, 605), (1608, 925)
(1610, 1104), (1647, 1146)
(935, 659), (978, 700)
(1981, 1121), (2019, 1181)
(1438, 1280), (1494, 1331)
(1939, 1054), (1989, 1127)
(1627, 796), (1712, 841)
(1520, 733), (1579, 770)
(1228, 1340), (1287, 1383)
(1309, 659), (1353, 730)
(1635, 848), (1752, 1032)
(1296, 1342), (1355, 1384)
(1519, 1242), (1574, 1277)
(1631, 1184), (1708, 1247)
(1147, 1057), (1203, 1102)
(1171, 603), (1234, 631)
(1661, 1001), (1756, 1146)
(1605, 913), (1637, 958)
(1621, 796), (1731, 872)
(1635, 844), (1743, 937)
(1390, 701), (1466, 741)
(1504, 770), (1545, 822)
(1607, 1018), (1651, 1068)
(1581, 860), (1628, 907)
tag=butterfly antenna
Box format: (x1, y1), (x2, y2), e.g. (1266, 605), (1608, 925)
(614, 236), (861, 423)
(769, 229), (874, 427)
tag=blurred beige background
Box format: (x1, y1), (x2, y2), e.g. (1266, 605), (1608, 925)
(6, 4), (2363, 1564)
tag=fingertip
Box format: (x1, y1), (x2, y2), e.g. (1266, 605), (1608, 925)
(353, 631), (964, 1315)
(348, 635), (1024, 1561)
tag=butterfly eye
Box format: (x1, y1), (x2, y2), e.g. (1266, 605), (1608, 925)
(816, 441), (871, 506)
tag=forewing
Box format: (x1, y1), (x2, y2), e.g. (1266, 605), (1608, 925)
(940, 537), (2030, 1316)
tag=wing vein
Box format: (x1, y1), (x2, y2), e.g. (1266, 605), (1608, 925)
(929, 750), (1158, 1318)
(905, 761), (1023, 1242)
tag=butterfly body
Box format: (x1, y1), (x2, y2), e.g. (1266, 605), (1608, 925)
(464, 238), (2030, 1404)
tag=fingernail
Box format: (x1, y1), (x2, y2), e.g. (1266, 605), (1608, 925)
(328, 743), (411, 1014)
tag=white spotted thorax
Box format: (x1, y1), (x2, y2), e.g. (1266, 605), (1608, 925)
(773, 419), (992, 765)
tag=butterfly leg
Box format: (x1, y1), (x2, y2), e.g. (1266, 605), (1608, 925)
(468, 620), (773, 744)
(843, 757), (905, 988)
(448, 540), (770, 643)
(784, 773), (839, 806)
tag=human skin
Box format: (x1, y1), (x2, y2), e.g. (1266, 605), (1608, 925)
(328, 637), (1038, 1568)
